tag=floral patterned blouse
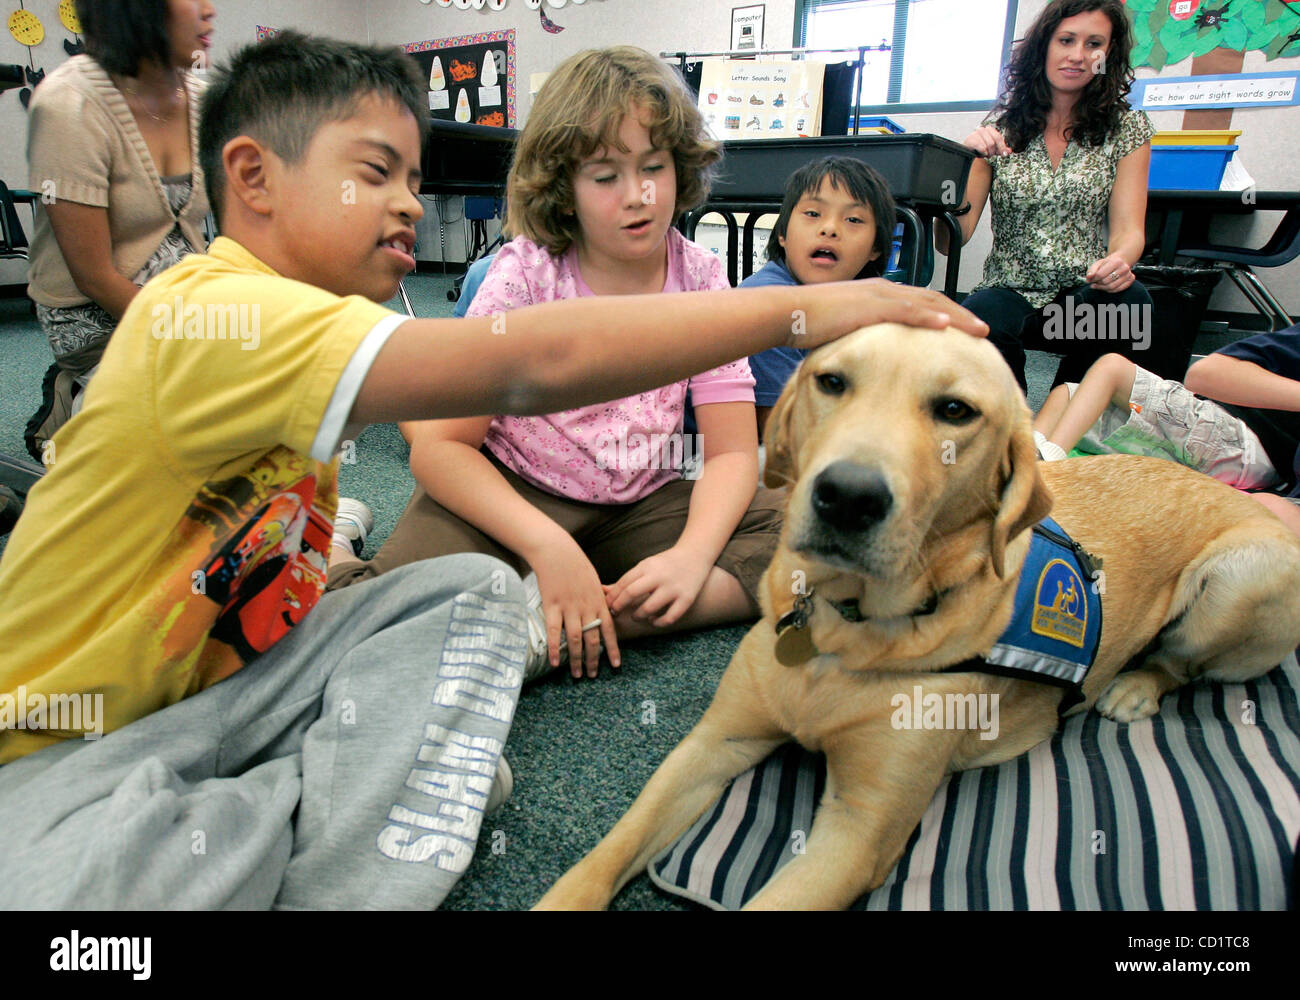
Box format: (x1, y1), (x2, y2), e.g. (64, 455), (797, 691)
(974, 108), (1156, 308)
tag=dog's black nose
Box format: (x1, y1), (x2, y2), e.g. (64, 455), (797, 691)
(811, 461), (892, 533)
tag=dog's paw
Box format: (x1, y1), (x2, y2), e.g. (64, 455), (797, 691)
(1096, 673), (1162, 723)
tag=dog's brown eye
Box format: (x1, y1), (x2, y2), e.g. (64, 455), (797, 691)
(815, 372), (847, 396)
(935, 398), (977, 424)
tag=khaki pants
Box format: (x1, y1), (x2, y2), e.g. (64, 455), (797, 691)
(328, 453), (784, 604)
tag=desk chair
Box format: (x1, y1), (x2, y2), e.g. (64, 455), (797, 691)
(0, 180), (28, 262)
(0, 179), (44, 516)
(1177, 206), (1300, 331)
(396, 281), (416, 317)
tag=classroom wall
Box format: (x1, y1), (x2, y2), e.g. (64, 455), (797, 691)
(369, 0), (1299, 311)
(5, 0), (1297, 311)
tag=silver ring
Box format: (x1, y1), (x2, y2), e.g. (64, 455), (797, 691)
(581, 618), (602, 632)
(1110, 271), (1119, 280)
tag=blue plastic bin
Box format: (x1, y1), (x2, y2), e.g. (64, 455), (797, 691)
(1148, 144), (1238, 191)
(852, 115), (905, 134)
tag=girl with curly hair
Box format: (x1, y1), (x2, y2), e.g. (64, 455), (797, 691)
(938, 0), (1169, 392)
(329, 47), (784, 682)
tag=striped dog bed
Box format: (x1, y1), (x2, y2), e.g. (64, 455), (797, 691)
(649, 650), (1300, 910)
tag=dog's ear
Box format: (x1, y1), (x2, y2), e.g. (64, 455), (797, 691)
(989, 421), (1054, 579)
(763, 378), (800, 489)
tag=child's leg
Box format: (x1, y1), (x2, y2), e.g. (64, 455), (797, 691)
(0, 556), (526, 910)
(1042, 353), (1138, 454)
(584, 480), (783, 637)
(1033, 384), (1073, 439)
(327, 484), (525, 590)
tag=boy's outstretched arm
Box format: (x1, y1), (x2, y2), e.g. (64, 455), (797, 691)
(350, 279), (986, 426)
(1185, 353), (1300, 413)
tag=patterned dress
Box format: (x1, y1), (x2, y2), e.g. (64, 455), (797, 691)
(38, 174), (198, 379)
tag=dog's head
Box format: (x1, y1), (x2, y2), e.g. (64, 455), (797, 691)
(764, 324), (1053, 611)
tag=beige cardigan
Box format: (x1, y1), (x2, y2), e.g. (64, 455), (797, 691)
(25, 55), (209, 308)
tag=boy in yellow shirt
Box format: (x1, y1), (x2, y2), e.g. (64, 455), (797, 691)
(0, 32), (983, 909)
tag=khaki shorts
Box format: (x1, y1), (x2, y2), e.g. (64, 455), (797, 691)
(327, 451), (784, 605)
(1068, 364), (1281, 491)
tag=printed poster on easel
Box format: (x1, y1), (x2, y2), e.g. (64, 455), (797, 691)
(404, 30), (517, 129)
(696, 58), (825, 140)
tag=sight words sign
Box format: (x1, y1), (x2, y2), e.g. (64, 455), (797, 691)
(1133, 72), (1300, 110)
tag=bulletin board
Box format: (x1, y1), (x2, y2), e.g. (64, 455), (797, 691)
(404, 30), (517, 129)
(253, 26), (517, 129)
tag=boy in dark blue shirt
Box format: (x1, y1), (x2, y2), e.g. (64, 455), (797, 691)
(744, 157), (896, 436)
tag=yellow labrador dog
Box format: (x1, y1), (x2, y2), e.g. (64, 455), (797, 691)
(536, 324), (1300, 910)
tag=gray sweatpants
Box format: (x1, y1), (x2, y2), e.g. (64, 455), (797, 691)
(0, 555), (526, 910)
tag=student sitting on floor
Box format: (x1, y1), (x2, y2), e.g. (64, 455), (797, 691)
(1031, 324), (1300, 537)
(741, 156), (896, 438)
(0, 32), (985, 910)
(329, 46), (797, 683)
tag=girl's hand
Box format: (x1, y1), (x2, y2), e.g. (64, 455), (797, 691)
(605, 547), (714, 629)
(532, 536), (620, 678)
(962, 125), (1011, 158)
(1084, 254), (1135, 294)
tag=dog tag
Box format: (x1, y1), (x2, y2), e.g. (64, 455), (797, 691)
(775, 626), (819, 666)
(774, 595), (818, 667)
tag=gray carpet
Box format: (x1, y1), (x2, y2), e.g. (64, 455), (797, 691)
(0, 274), (1092, 910)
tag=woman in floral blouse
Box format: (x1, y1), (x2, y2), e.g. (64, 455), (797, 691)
(938, 0), (1169, 392)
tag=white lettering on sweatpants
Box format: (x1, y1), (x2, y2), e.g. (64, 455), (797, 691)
(375, 590), (523, 868)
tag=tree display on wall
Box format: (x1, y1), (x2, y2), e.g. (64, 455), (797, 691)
(1125, 0), (1300, 70)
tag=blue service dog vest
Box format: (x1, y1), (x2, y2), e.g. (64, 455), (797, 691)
(942, 517), (1102, 714)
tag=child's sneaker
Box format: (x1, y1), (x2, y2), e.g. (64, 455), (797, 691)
(520, 571), (606, 682)
(332, 497), (373, 556)
(485, 755), (513, 815)
(1032, 430), (1068, 462)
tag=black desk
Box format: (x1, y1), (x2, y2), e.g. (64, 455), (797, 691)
(681, 134), (976, 296)
(421, 118), (517, 196)
(1145, 189), (1300, 265)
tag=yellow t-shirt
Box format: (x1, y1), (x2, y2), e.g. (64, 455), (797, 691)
(0, 237), (403, 763)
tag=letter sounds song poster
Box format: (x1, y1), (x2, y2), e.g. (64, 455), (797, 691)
(697, 58), (825, 140)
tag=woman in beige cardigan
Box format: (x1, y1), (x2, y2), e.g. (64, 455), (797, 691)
(24, 0), (215, 455)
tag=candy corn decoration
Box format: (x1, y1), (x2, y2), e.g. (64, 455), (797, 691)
(454, 88), (471, 123)
(429, 56), (445, 91)
(8, 8), (44, 46)
(59, 0), (80, 34)
(481, 51), (498, 87)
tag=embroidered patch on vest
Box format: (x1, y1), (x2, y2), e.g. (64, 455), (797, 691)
(1030, 557), (1088, 648)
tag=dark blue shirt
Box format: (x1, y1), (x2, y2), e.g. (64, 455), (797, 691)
(1211, 324), (1300, 493)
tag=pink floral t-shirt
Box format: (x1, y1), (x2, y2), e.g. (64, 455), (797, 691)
(468, 230), (754, 503)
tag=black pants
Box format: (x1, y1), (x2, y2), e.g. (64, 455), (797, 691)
(964, 281), (1182, 392)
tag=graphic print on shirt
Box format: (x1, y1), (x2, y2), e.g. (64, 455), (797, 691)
(154, 447), (337, 686)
